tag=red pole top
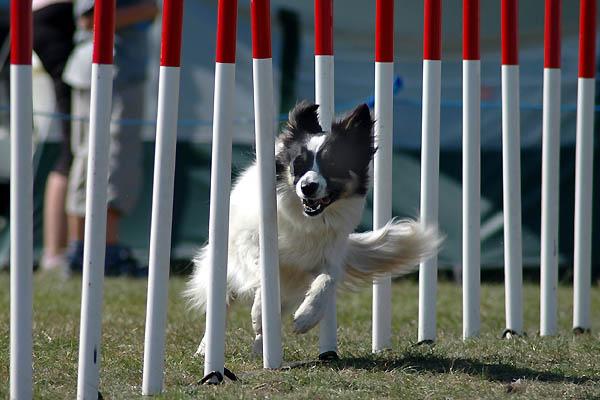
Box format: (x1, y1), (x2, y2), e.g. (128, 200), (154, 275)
(92, 0), (116, 64)
(375, 0), (394, 62)
(10, 0), (32, 65)
(501, 0), (518, 65)
(423, 0), (441, 61)
(578, 0), (596, 78)
(315, 0), (333, 55)
(215, 0), (237, 63)
(251, 0), (272, 59)
(463, 0), (479, 60)
(160, 0), (185, 66)
(544, 0), (561, 69)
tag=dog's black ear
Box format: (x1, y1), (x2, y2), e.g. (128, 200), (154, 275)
(337, 103), (374, 134)
(288, 101), (323, 134)
(332, 103), (375, 156)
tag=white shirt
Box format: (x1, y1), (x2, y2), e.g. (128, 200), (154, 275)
(32, 0), (71, 12)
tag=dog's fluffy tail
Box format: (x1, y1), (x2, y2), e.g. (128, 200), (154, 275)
(182, 247), (215, 313)
(342, 219), (442, 289)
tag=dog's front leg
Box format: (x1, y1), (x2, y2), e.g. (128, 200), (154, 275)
(194, 334), (207, 357)
(194, 304), (231, 357)
(293, 273), (335, 334)
(251, 289), (263, 356)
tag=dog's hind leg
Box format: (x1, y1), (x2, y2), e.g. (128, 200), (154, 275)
(251, 289), (263, 357)
(293, 273), (335, 334)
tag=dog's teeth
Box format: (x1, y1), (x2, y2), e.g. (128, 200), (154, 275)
(302, 197), (329, 216)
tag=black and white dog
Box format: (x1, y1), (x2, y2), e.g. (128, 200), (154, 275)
(185, 101), (440, 356)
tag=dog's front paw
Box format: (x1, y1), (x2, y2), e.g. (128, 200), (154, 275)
(193, 336), (206, 357)
(293, 305), (322, 334)
(252, 334), (263, 357)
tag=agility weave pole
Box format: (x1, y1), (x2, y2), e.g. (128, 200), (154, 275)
(9, 0), (34, 398)
(573, 0), (596, 334)
(501, 0), (524, 337)
(372, 0), (395, 353)
(251, 0), (284, 370)
(315, 0), (338, 360)
(75, 0), (116, 398)
(462, 0), (481, 340)
(418, 0), (441, 344)
(142, 0), (185, 394)
(540, 0), (561, 337)
(201, 0), (239, 385)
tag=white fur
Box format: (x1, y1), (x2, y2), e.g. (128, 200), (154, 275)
(296, 135), (328, 199)
(306, 134), (326, 156)
(184, 160), (440, 356)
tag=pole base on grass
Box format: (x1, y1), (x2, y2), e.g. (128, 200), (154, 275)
(200, 371), (223, 385)
(318, 351), (339, 361)
(416, 339), (435, 346)
(501, 329), (524, 339)
(573, 327), (591, 335)
(199, 368), (238, 385)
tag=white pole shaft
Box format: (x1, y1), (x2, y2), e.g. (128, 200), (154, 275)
(10, 64), (34, 400)
(142, 66), (181, 395)
(204, 62), (236, 376)
(372, 61), (394, 352)
(462, 59), (480, 340)
(501, 65), (524, 334)
(77, 63), (114, 400)
(540, 67), (561, 336)
(573, 77), (595, 331)
(315, 55), (334, 131)
(418, 59), (441, 343)
(315, 54), (337, 355)
(253, 58), (283, 369)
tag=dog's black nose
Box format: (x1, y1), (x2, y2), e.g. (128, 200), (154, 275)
(301, 181), (319, 197)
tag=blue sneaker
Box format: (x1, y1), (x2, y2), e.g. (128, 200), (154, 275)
(64, 241), (147, 278)
(64, 240), (84, 277)
(105, 244), (147, 277)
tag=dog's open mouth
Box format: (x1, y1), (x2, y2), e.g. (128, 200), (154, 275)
(302, 196), (331, 216)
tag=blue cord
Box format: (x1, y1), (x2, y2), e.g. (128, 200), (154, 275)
(0, 74), (593, 127)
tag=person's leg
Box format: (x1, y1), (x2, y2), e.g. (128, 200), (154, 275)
(106, 82), (144, 232)
(106, 208), (120, 245)
(40, 77), (73, 269)
(65, 82), (145, 275)
(103, 82), (145, 275)
(41, 78), (74, 268)
(68, 213), (85, 242)
(67, 210), (118, 244)
(65, 88), (90, 273)
(41, 172), (69, 269)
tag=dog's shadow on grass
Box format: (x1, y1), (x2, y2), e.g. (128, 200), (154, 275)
(283, 353), (595, 385)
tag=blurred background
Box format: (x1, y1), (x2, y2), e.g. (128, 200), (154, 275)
(0, 0), (598, 276)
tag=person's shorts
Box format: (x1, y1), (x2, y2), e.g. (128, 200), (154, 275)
(66, 83), (144, 216)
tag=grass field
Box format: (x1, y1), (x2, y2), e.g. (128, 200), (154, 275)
(0, 272), (599, 399)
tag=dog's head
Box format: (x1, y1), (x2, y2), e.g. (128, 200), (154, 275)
(275, 101), (375, 217)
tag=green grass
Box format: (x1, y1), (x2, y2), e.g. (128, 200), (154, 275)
(1, 272), (599, 399)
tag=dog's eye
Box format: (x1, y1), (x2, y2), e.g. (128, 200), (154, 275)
(320, 157), (349, 178)
(292, 152), (313, 177)
(323, 160), (336, 172)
